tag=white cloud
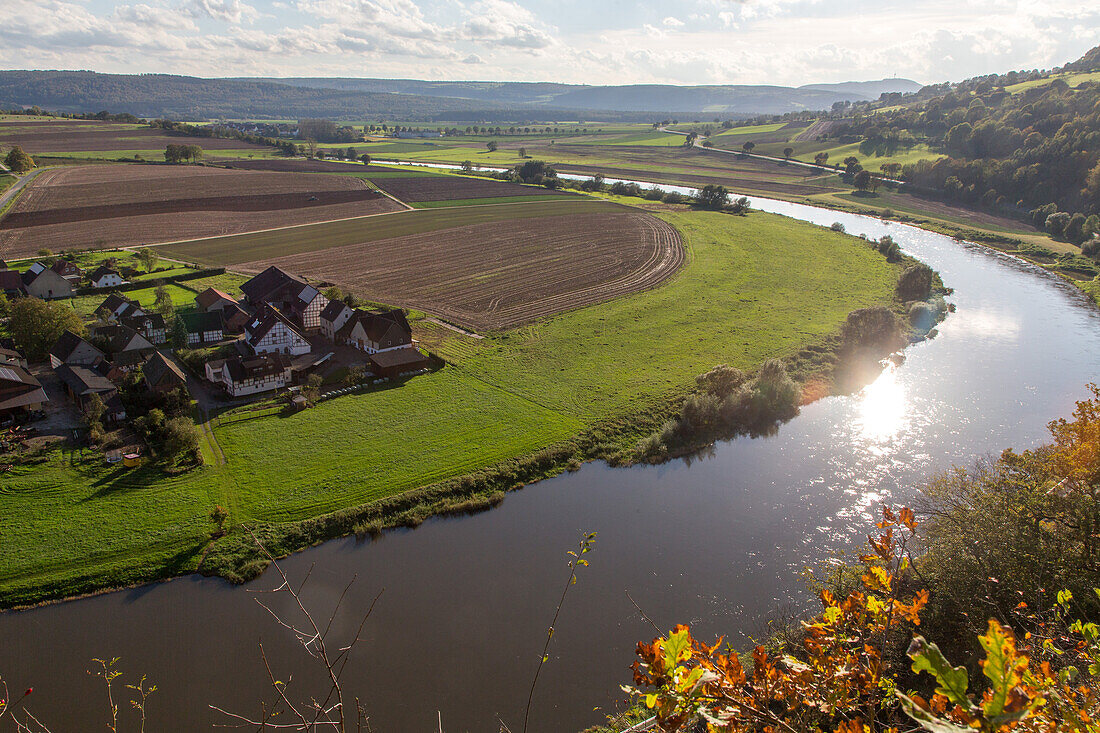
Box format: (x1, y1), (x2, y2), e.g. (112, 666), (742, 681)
(185, 0), (259, 24)
(662, 16), (684, 27)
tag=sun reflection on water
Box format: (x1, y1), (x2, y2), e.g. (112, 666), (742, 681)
(854, 360), (908, 443)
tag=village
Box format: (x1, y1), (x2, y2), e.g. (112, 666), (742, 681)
(0, 256), (432, 464)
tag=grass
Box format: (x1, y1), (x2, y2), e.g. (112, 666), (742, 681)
(409, 194), (569, 208)
(1005, 70), (1100, 94)
(0, 173), (13, 195)
(0, 207), (905, 606)
(69, 282), (200, 316)
(158, 198), (626, 265)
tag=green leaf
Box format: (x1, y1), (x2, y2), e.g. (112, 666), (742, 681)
(897, 693), (973, 733)
(979, 620), (1021, 719)
(908, 637), (973, 711)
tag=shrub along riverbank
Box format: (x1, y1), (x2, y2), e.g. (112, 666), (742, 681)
(0, 208), (912, 608)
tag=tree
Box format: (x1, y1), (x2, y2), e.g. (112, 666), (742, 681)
(153, 284), (174, 316)
(814, 152), (829, 166)
(486, 140), (498, 152)
(9, 297), (86, 361)
(3, 145), (35, 173)
(461, 160), (473, 173)
(896, 263), (934, 300)
(854, 169), (873, 191)
(782, 146), (794, 159)
(304, 373), (323, 404)
(344, 147), (356, 160)
(135, 247), (158, 272)
(741, 141), (755, 153)
(359, 153), (371, 165)
(161, 417), (199, 462)
(518, 147), (527, 158)
(843, 156), (863, 176)
(84, 393), (106, 431)
(169, 315), (189, 349)
(694, 184), (730, 210)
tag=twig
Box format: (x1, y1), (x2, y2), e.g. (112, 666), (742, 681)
(625, 591), (661, 635)
(521, 532), (596, 733)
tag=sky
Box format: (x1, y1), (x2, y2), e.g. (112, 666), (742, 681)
(1, 0), (1098, 87)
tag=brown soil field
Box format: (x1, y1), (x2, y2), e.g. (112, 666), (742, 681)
(223, 159), (366, 173)
(0, 120), (268, 154)
(0, 165), (401, 257)
(6, 164), (367, 210)
(368, 174), (574, 203)
(240, 211), (684, 331)
(2, 164), (385, 230)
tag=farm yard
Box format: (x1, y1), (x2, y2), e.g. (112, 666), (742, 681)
(0, 164), (402, 257)
(0, 119), (269, 156)
(244, 211), (684, 330)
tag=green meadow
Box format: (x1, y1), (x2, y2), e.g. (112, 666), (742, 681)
(0, 207), (903, 606)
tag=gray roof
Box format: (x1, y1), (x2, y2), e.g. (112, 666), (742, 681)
(54, 363), (117, 396)
(49, 330), (105, 363)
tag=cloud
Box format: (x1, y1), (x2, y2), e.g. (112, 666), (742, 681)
(662, 16), (684, 27)
(185, 0), (258, 24)
(461, 0), (556, 49)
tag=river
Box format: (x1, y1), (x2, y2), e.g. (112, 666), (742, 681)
(3, 184), (1100, 732)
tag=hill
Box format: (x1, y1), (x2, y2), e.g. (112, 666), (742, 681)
(0, 71), (922, 121)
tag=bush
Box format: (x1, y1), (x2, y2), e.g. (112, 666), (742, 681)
(908, 301), (935, 332)
(895, 263), (934, 301)
(876, 235), (901, 262)
(840, 306), (900, 352)
(830, 222), (846, 233)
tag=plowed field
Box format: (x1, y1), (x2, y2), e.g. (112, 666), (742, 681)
(0, 120), (268, 154)
(367, 173), (574, 203)
(241, 211), (684, 331)
(0, 164), (402, 257)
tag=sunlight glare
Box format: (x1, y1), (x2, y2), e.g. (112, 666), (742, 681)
(855, 361), (908, 443)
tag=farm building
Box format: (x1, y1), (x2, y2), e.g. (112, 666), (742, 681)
(337, 308), (414, 354)
(319, 300), (353, 341)
(97, 294), (145, 321)
(88, 324), (156, 370)
(22, 263), (73, 299)
(220, 301), (251, 334)
(53, 364), (127, 423)
(142, 352), (188, 395)
(205, 353), (293, 397)
(89, 265), (125, 289)
(369, 348), (431, 378)
(121, 313), (167, 345)
(49, 331), (106, 369)
(0, 364), (47, 419)
(50, 260), (83, 283)
(0, 270), (24, 298)
(246, 306), (311, 356)
(195, 287), (238, 312)
(240, 266), (329, 331)
(179, 311), (224, 346)
(0, 347), (29, 369)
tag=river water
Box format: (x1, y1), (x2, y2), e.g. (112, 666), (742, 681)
(3, 183), (1100, 732)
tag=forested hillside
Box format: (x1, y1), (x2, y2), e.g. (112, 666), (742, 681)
(837, 46), (1100, 245)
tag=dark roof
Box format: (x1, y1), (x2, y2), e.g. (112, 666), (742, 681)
(49, 330), (104, 363)
(240, 266), (303, 303)
(320, 299), (350, 322)
(0, 347), (25, 364)
(179, 310), (224, 333)
(221, 301), (250, 325)
(50, 260), (82, 277)
(223, 353), (291, 382)
(338, 308), (412, 344)
(0, 363), (41, 388)
(90, 324), (154, 354)
(195, 287), (237, 310)
(246, 305), (306, 346)
(369, 347), (429, 370)
(121, 313), (166, 332)
(0, 270), (25, 293)
(54, 363), (117, 396)
(99, 293), (141, 316)
(143, 351), (188, 388)
(89, 264), (121, 282)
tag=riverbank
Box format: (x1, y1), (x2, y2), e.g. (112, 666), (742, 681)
(0, 207), (909, 609)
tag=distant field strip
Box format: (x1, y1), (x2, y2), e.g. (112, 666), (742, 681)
(237, 211), (685, 331)
(157, 199), (626, 265)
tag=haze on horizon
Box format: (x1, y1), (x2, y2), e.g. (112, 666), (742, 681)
(0, 0), (1098, 89)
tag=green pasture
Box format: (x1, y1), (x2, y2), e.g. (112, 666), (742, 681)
(0, 206), (905, 606)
